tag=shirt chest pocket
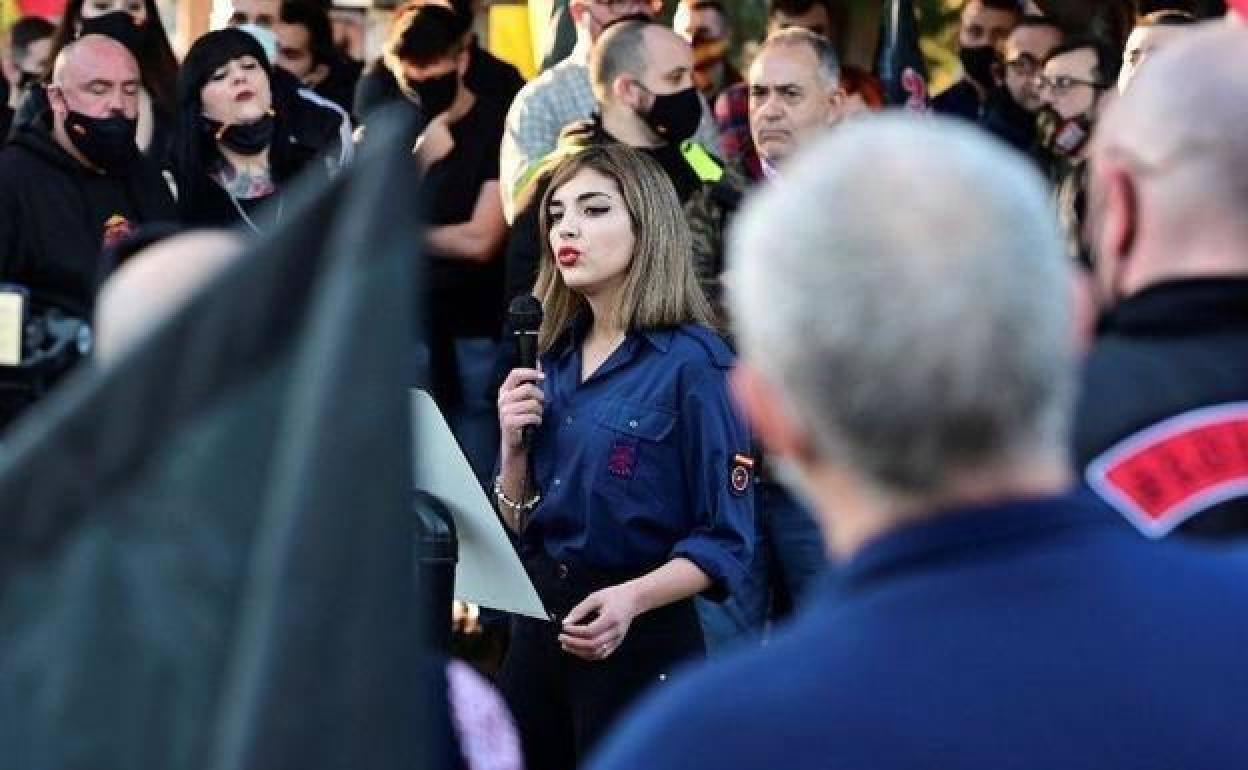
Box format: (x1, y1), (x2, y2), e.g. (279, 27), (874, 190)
(594, 402), (679, 506)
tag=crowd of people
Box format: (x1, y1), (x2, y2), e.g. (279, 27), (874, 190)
(1, 0), (1248, 767)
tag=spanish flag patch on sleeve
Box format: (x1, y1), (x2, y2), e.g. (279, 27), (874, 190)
(730, 453), (754, 496)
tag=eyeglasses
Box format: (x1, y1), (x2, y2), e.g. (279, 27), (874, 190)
(1004, 55), (1039, 77)
(1032, 74), (1106, 97)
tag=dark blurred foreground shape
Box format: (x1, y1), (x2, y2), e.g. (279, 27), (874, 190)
(0, 114), (433, 770)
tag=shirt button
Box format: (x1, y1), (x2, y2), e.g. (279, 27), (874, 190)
(628, 419), (639, 429)
(557, 563), (569, 580)
(553, 478), (561, 486)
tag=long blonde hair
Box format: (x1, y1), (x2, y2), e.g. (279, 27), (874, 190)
(534, 144), (713, 352)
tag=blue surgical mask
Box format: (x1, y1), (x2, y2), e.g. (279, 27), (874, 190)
(236, 23), (278, 65)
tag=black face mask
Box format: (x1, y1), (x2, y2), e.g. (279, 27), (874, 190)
(203, 112), (276, 156)
(65, 110), (138, 172)
(960, 45), (999, 88)
(405, 71), (459, 117)
(640, 85), (702, 144)
(80, 11), (151, 59)
(1036, 106), (1093, 158)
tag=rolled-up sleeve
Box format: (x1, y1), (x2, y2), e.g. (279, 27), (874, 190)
(670, 368), (754, 601)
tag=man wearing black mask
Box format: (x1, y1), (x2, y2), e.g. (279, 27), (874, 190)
(981, 15), (1062, 155)
(0, 35), (175, 426)
(402, 4), (510, 483)
(932, 0), (1021, 121)
(507, 20), (738, 317)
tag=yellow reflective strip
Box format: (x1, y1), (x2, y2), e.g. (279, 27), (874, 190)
(681, 140), (724, 183)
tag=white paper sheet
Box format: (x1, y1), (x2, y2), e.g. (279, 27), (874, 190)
(410, 389), (547, 620)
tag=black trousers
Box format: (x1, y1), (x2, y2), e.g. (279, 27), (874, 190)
(497, 554), (705, 770)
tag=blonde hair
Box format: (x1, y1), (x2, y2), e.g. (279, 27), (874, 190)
(534, 144), (714, 352)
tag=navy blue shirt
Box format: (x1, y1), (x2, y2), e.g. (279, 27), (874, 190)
(589, 490), (1248, 770)
(525, 321), (754, 600)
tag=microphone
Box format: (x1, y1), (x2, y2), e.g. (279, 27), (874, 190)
(508, 295), (543, 450)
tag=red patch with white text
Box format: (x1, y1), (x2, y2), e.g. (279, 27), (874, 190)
(1086, 402), (1248, 538)
(607, 440), (637, 479)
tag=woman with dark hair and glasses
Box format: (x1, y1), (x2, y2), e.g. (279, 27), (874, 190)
(40, 0), (180, 161)
(171, 28), (342, 233)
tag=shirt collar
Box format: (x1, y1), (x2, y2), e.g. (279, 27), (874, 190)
(824, 489), (1116, 592)
(550, 316), (674, 360)
(760, 157), (781, 180)
(1099, 277), (1248, 336)
(640, 327), (673, 352)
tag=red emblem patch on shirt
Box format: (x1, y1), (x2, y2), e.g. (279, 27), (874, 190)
(1086, 402), (1248, 538)
(607, 440), (637, 479)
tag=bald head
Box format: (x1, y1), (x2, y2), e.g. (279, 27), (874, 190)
(592, 21), (692, 104)
(49, 34), (140, 123)
(1099, 23), (1248, 175)
(1088, 23), (1248, 297)
(52, 34), (137, 91)
(96, 231), (245, 366)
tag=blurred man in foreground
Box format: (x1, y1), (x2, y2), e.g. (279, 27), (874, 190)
(588, 112), (1248, 770)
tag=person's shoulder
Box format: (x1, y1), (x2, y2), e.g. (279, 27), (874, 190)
(666, 324), (734, 370)
(588, 613), (848, 770)
(475, 45), (526, 89)
(510, 60), (573, 107)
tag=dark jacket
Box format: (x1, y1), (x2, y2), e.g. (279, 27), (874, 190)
(931, 77), (983, 121)
(591, 491), (1248, 770)
(0, 120), (176, 318)
(1074, 278), (1248, 539)
(980, 87), (1038, 158)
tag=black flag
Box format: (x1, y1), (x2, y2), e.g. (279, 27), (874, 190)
(0, 116), (431, 769)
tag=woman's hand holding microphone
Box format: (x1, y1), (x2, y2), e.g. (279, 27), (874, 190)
(494, 367), (545, 531)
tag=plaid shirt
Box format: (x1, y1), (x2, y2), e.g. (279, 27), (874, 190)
(500, 42), (722, 221)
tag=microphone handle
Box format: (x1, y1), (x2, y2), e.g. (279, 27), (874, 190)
(513, 329), (539, 450)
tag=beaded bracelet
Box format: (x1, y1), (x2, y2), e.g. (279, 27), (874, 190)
(494, 476), (541, 513)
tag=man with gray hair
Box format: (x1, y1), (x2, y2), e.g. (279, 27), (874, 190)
(587, 113), (1248, 770)
(1075, 23), (1248, 538)
(747, 27), (845, 181)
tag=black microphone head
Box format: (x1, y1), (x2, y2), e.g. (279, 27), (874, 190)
(508, 295), (543, 334)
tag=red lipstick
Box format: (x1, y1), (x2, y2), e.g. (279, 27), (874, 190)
(556, 247), (581, 267)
